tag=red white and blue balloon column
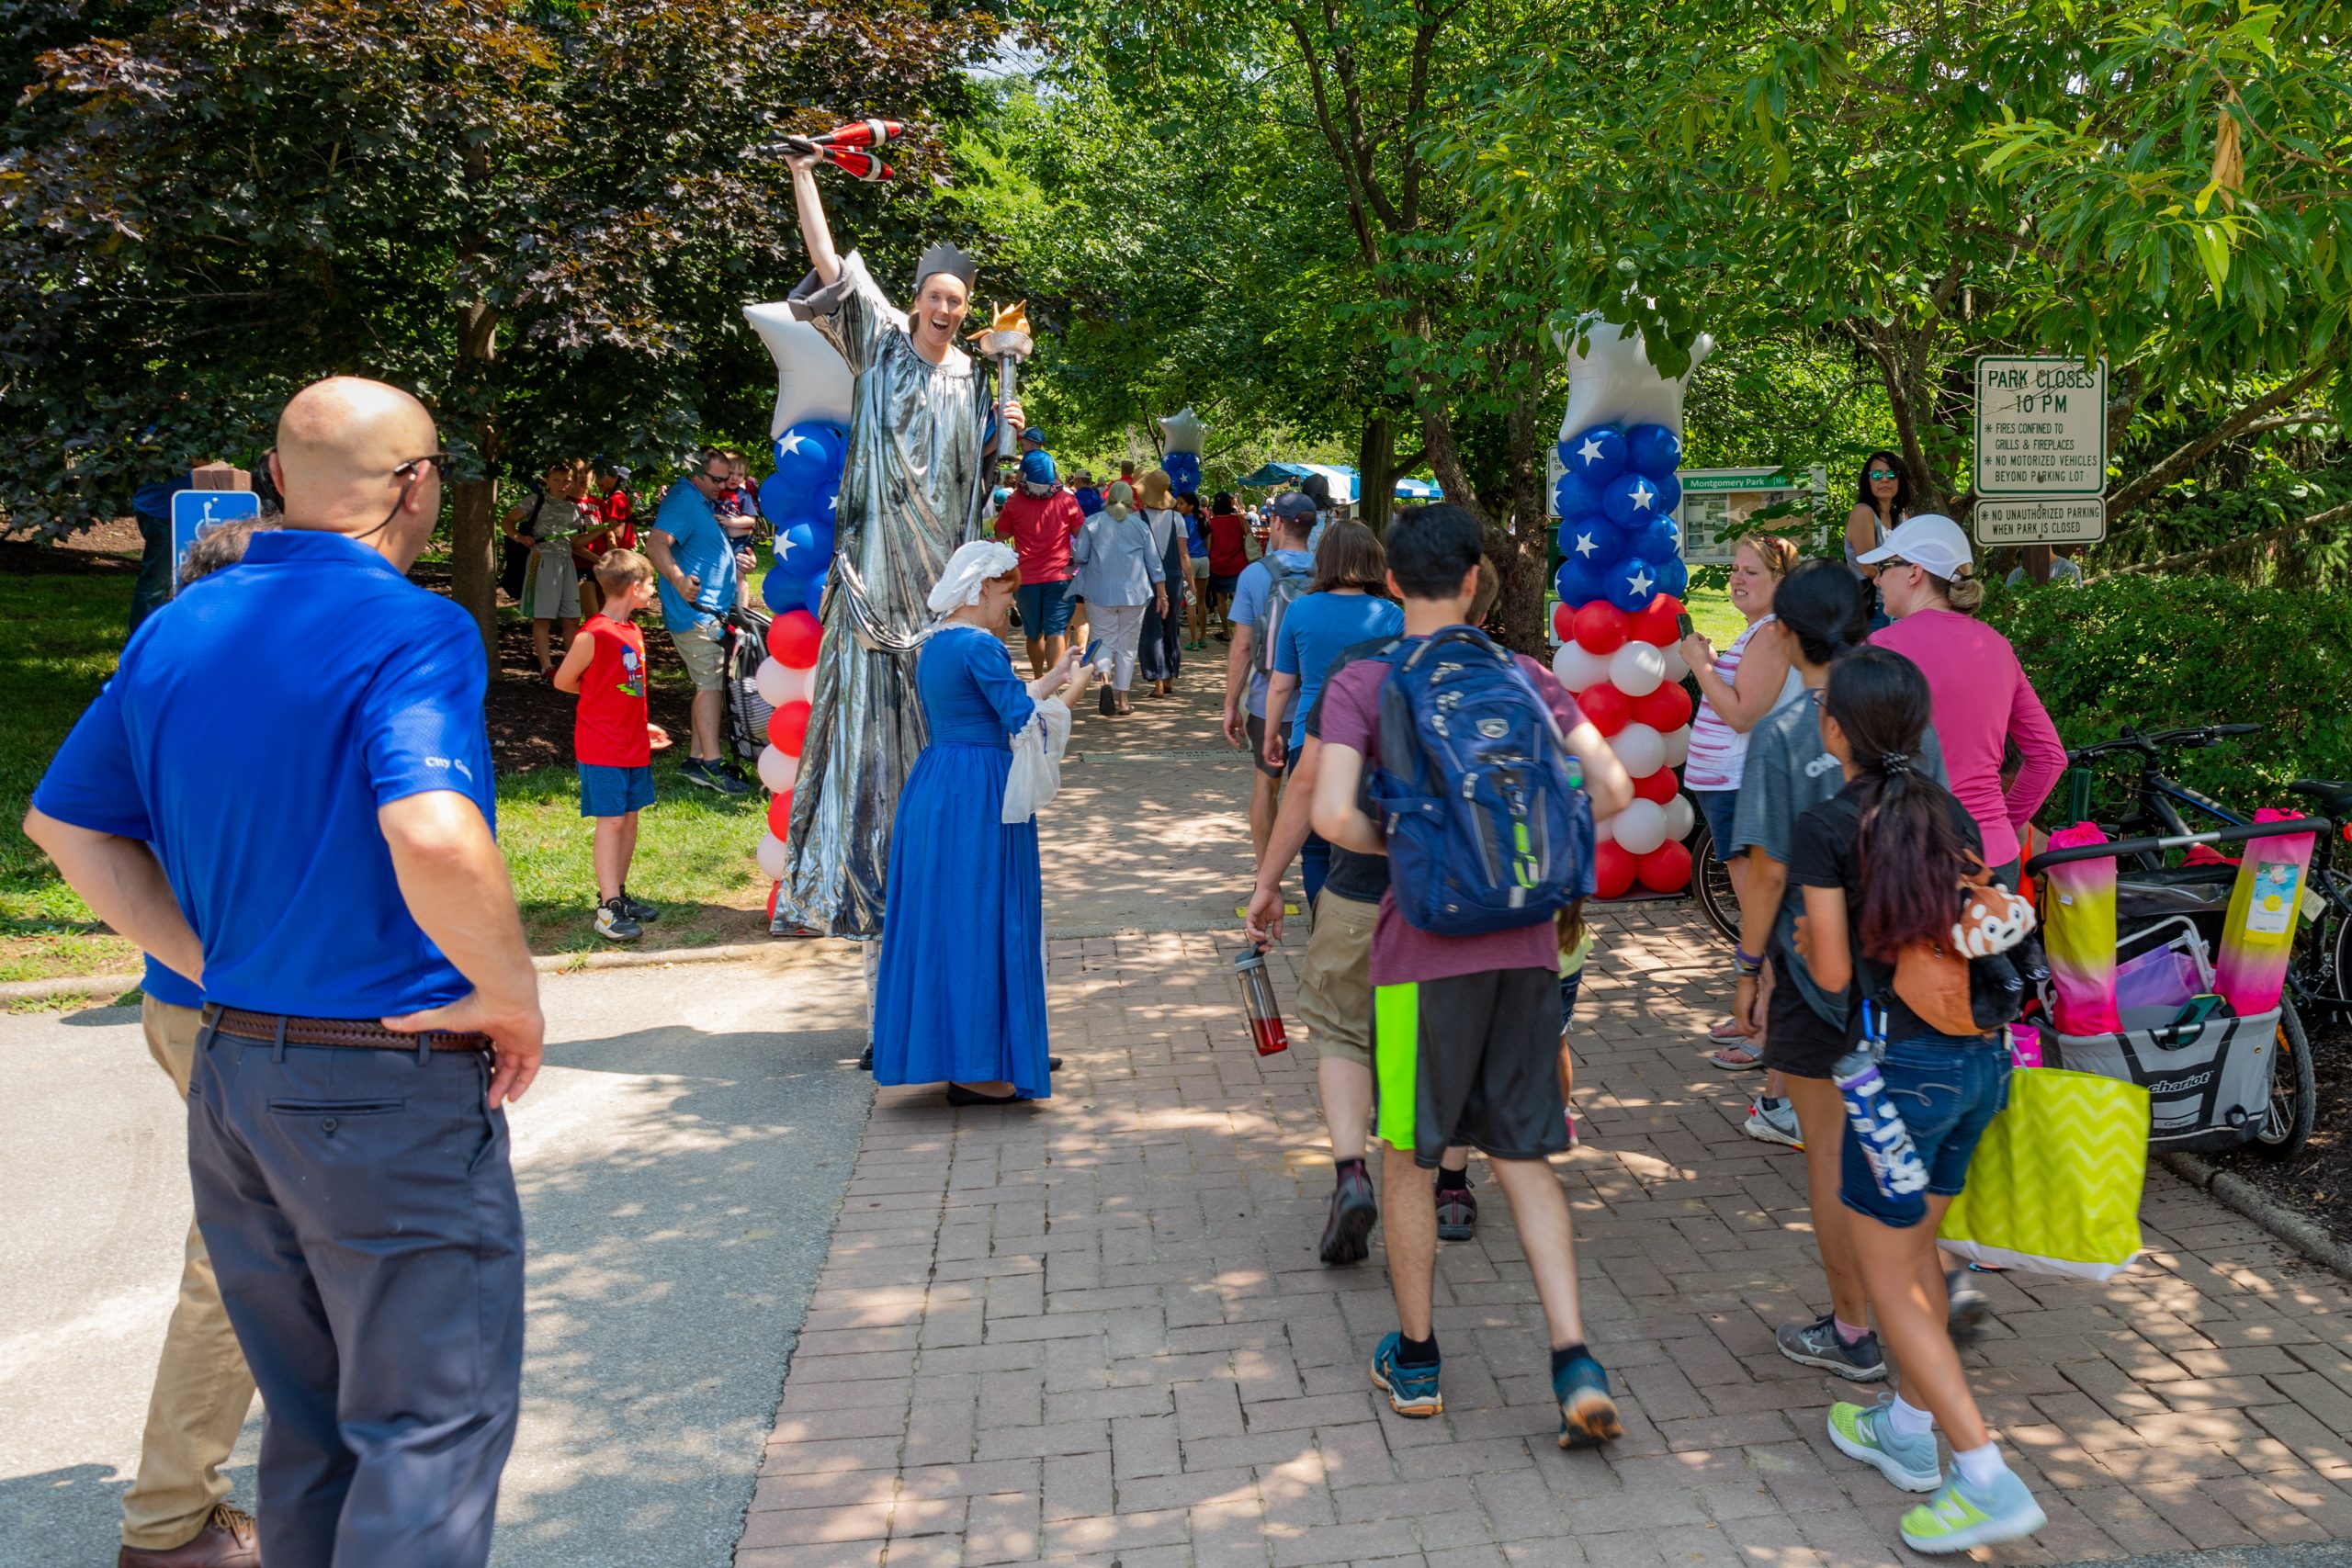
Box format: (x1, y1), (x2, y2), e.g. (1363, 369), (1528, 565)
(750, 422), (847, 908)
(1550, 420), (1699, 897)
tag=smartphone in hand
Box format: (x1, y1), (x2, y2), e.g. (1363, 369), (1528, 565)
(1676, 612), (1695, 639)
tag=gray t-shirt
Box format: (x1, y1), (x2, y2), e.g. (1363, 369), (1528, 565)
(1730, 685), (1948, 1029)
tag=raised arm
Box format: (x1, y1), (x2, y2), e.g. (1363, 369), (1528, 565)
(786, 152), (843, 288)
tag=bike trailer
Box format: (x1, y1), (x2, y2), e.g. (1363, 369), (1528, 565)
(2052, 1004), (2280, 1155)
(725, 604), (774, 760)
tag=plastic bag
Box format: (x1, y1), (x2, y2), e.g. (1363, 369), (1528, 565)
(1939, 1066), (2150, 1280)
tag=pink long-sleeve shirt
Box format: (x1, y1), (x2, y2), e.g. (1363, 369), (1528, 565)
(1871, 609), (2065, 869)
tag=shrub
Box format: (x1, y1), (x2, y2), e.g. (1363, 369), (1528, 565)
(1985, 573), (2352, 821)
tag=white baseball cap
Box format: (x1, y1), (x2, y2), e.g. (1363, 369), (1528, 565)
(1859, 513), (1973, 580)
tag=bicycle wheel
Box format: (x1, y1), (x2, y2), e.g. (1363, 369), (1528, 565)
(1690, 821), (1739, 946)
(2252, 997), (2316, 1160)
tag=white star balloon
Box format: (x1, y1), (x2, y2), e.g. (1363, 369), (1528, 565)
(1555, 315), (1714, 444)
(743, 299), (855, 439)
(1158, 407), (1205, 455)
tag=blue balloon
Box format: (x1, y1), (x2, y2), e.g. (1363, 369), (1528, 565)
(1600, 469), (1673, 527)
(1555, 516), (1614, 571)
(777, 522), (826, 575)
(1554, 469), (1599, 518)
(1623, 517), (1683, 564)
(804, 574), (828, 616)
(1655, 556), (1690, 600)
(806, 521), (836, 563)
(1650, 472), (1682, 516)
(1558, 424), (1627, 483)
(763, 567), (811, 615)
(1555, 555), (1611, 607)
(758, 472), (807, 525)
(1606, 556), (1670, 613)
(816, 489), (839, 526)
(775, 422), (845, 485)
(1624, 423), (1683, 479)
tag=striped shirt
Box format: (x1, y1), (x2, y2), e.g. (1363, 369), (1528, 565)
(1684, 616), (1778, 792)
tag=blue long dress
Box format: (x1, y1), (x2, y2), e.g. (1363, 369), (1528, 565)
(871, 626), (1051, 1098)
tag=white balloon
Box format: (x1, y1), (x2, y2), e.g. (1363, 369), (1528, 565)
(1555, 316), (1715, 446)
(1613, 798), (1668, 857)
(1662, 793), (1695, 842)
(754, 657), (792, 708)
(1157, 407), (1206, 455)
(1608, 640), (1667, 699)
(1660, 644), (1690, 682)
(754, 832), (788, 880)
(756, 744), (801, 794)
(1659, 725), (1691, 767)
(1552, 640), (1612, 694)
(1593, 811), (1616, 845)
(1611, 722), (1666, 780)
(779, 663), (813, 705)
(743, 300), (854, 438)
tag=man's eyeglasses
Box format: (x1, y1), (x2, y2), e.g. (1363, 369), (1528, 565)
(395, 453), (450, 480)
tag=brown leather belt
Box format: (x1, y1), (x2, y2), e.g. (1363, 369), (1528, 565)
(205, 1006), (491, 1054)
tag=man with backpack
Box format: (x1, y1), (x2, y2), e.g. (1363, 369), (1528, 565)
(1222, 491), (1316, 868)
(1309, 504), (1634, 1446)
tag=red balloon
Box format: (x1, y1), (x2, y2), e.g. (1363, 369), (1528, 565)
(771, 699), (813, 757)
(1577, 682), (1631, 737)
(1627, 593), (1684, 648)
(1593, 840), (1637, 899)
(767, 609), (822, 669)
(1633, 681), (1694, 733)
(1572, 602), (1628, 656)
(765, 879), (783, 921)
(1632, 766), (1679, 805)
(1636, 840), (1693, 893)
(1552, 601), (1576, 643)
(765, 788), (795, 839)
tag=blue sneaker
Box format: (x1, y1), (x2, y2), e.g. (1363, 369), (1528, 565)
(1826, 1395), (1942, 1492)
(1370, 1332), (1442, 1417)
(1554, 1352), (1622, 1449)
(1899, 1469), (2047, 1553)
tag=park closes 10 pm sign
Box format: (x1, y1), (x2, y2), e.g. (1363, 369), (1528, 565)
(1973, 355), (2108, 498)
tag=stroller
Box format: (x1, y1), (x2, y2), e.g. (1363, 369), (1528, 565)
(2025, 816), (2326, 1157)
(722, 602), (774, 762)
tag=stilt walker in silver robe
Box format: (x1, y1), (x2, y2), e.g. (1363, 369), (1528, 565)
(770, 142), (1022, 936)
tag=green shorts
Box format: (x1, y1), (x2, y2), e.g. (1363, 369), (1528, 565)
(1374, 967), (1566, 1167)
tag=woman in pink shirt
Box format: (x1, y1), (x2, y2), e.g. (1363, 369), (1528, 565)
(1861, 514), (2064, 878)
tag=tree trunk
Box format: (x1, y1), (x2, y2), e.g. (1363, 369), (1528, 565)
(1495, 375), (1546, 656)
(1357, 411), (1395, 536)
(449, 297), (501, 665)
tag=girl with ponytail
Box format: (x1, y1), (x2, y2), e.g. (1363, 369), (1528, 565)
(1782, 646), (2047, 1554)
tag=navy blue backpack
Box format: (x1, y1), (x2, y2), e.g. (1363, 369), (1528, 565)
(1363, 626), (1596, 935)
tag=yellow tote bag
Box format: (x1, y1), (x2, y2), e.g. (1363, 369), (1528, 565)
(1939, 1067), (2150, 1281)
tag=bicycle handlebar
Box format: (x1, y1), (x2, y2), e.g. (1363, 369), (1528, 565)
(2066, 722), (2265, 766)
(2024, 814), (2331, 874)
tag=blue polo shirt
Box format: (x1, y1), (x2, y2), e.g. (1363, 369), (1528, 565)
(142, 953), (202, 1009)
(33, 530), (494, 1018)
(651, 481), (734, 632)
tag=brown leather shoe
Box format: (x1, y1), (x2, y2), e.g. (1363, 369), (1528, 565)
(119, 1504), (261, 1567)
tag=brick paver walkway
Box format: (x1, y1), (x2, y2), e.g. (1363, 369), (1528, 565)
(740, 687), (2352, 1567)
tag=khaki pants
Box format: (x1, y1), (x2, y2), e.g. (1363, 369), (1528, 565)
(121, 998), (258, 1551)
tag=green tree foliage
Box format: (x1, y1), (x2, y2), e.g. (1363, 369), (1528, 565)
(0, 0), (996, 650)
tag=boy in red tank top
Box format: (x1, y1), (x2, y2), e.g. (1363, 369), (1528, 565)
(554, 548), (672, 940)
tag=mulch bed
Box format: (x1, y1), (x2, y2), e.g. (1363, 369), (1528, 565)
(2212, 1009), (2352, 1249)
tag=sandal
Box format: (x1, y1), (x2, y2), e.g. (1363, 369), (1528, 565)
(1707, 1016), (1751, 1043)
(1707, 1043), (1765, 1071)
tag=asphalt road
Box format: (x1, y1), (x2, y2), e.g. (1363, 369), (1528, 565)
(0, 946), (871, 1568)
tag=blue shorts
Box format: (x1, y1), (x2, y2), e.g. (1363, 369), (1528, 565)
(579, 762), (655, 818)
(1840, 1037), (2009, 1228)
(1015, 579), (1075, 638)
(1691, 787), (1741, 849)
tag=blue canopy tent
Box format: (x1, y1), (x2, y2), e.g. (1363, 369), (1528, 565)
(1235, 461), (1360, 502)
(1393, 477), (1443, 501)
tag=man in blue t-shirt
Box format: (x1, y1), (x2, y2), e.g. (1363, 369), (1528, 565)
(28, 376), (542, 1568)
(648, 447), (757, 795)
(1223, 493), (1316, 867)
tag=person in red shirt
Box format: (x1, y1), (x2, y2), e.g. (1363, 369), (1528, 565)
(1204, 491), (1252, 638)
(993, 449), (1088, 676)
(554, 548), (673, 941)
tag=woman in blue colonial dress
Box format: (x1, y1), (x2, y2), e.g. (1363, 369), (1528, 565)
(873, 542), (1092, 1105)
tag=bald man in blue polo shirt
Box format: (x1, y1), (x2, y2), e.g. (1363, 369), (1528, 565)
(28, 376), (544, 1568)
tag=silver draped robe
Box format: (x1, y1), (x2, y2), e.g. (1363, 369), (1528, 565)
(771, 252), (996, 937)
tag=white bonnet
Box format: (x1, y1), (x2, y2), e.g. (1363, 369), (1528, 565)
(926, 540), (1020, 615)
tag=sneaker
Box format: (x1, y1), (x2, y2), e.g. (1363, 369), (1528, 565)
(676, 758), (721, 793)
(1554, 1352), (1623, 1449)
(1743, 1096), (1804, 1148)
(1776, 1313), (1888, 1382)
(1946, 1270), (1990, 1342)
(1433, 1176), (1477, 1241)
(618, 886), (660, 922)
(1898, 1470), (2047, 1554)
(1826, 1395), (1943, 1492)
(1319, 1163), (1378, 1266)
(594, 897), (643, 942)
(1370, 1332), (1443, 1417)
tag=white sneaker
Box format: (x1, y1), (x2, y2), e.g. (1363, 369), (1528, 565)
(1743, 1097), (1804, 1148)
